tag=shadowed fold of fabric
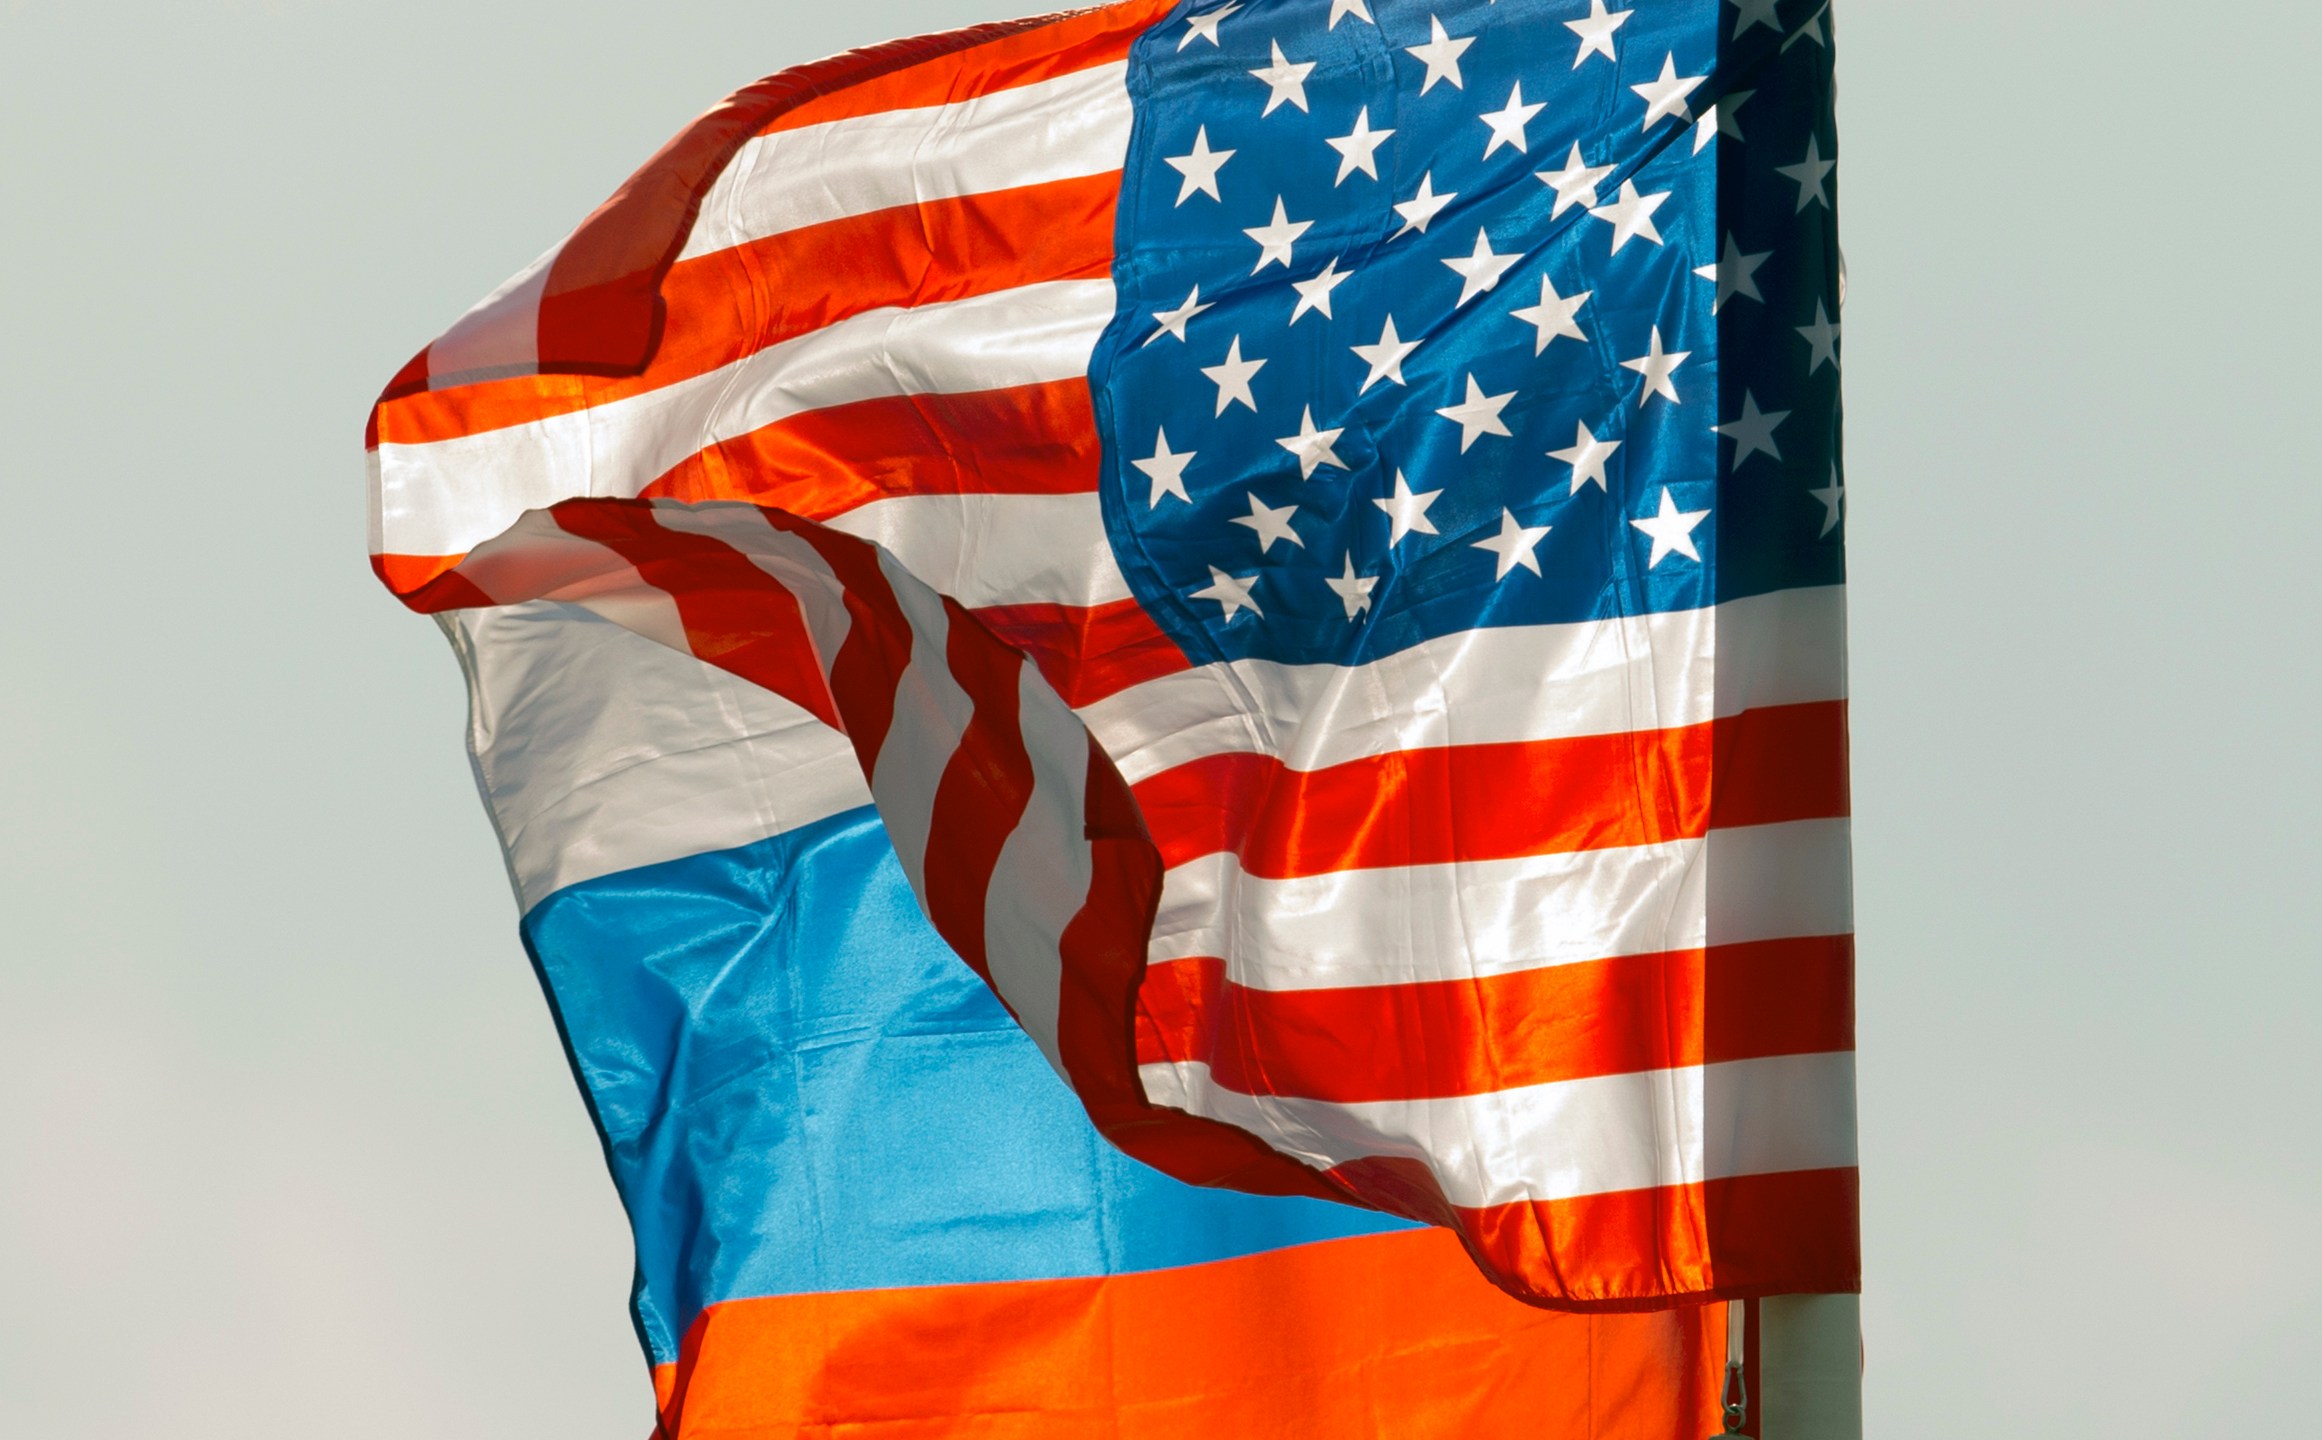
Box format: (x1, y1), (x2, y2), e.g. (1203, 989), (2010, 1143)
(440, 494), (1351, 1204)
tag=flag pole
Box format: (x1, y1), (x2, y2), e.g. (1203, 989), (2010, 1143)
(1713, 1299), (1749, 1437)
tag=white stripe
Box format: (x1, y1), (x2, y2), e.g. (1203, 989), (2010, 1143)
(443, 600), (866, 911)
(1151, 819), (1854, 990)
(980, 662), (1092, 1076)
(867, 548), (978, 901)
(680, 63), (1133, 260)
(375, 279), (1114, 558)
(1082, 586), (1849, 784)
(1138, 1051), (1859, 1210)
(824, 494), (1129, 609)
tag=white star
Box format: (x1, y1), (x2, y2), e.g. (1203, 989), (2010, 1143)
(1178, 2), (1240, 51)
(1631, 488), (1709, 568)
(1587, 180), (1670, 253)
(1329, 0), (1375, 28)
(1392, 172), (1459, 238)
(1248, 40), (1315, 117)
(1797, 299), (1841, 373)
(1785, 3), (1830, 50)
(1632, 53), (1707, 130)
(1478, 82), (1545, 158)
(1373, 470), (1443, 546)
(1325, 552), (1378, 620)
(1165, 126), (1234, 205)
(1510, 274), (1591, 354)
(1473, 509), (1551, 580)
(1693, 90), (1753, 153)
(1549, 420), (1621, 494)
(1290, 257), (1354, 323)
(1243, 197), (1311, 274)
(1430, 373), (1523, 452)
(1352, 315), (1421, 393)
(1621, 326), (1691, 407)
(1404, 15), (1474, 94)
(1729, 0), (1783, 37)
(1693, 235), (1771, 312)
(1145, 285), (1214, 345)
(1133, 429), (1195, 507)
(1536, 144), (1613, 218)
(1716, 390), (1790, 466)
(1192, 566), (1263, 621)
(1327, 107), (1395, 185)
(1275, 406), (1348, 478)
(1565, 0), (1632, 68)
(1810, 465), (1845, 537)
(1776, 136), (1836, 211)
(1202, 336), (1266, 415)
(1442, 228), (1520, 307)
(1231, 493), (1305, 553)
(1435, 374), (1516, 452)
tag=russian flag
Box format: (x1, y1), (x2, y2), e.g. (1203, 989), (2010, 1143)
(460, 601), (1729, 1434)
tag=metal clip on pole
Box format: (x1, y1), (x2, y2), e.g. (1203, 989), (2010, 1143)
(1718, 1359), (1749, 1435)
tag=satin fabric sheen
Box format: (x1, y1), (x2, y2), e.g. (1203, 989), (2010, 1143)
(519, 806), (1413, 1361)
(650, 1228), (1725, 1437)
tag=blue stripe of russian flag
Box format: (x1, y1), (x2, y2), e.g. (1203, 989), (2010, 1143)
(521, 803), (1411, 1364)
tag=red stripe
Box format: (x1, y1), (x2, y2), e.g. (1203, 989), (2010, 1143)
(650, 1227), (1725, 1439)
(375, 377), (1112, 603)
(1133, 936), (1855, 1103)
(1057, 734), (1343, 1203)
(378, 6), (1152, 399)
(644, 380), (1103, 518)
(917, 599), (1038, 983)
(370, 552), (486, 611)
(547, 504), (841, 730)
(781, 514), (916, 769)
(376, 572), (1194, 714)
(1326, 1158), (1860, 1311)
(1710, 694), (1854, 833)
(1457, 1168), (1864, 1310)
(755, 1), (1174, 136)
(376, 178), (1117, 447)
(977, 598), (1192, 708)
(1132, 701), (1851, 878)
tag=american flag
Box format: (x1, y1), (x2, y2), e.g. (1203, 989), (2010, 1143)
(371, 0), (1857, 1311)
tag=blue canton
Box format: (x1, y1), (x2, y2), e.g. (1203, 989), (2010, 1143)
(1090, 0), (1843, 669)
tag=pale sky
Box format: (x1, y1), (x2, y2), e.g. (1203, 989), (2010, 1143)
(2, 2), (2316, 1435)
